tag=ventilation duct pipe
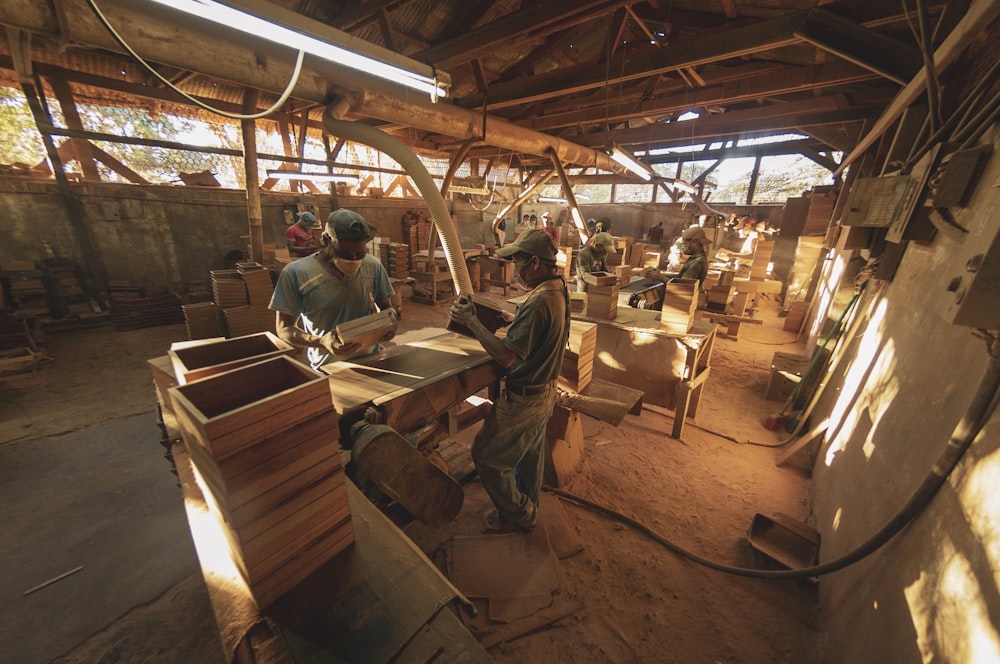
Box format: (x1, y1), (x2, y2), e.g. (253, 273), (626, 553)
(323, 100), (473, 295)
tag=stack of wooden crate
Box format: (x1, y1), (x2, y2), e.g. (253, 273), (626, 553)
(1, 261), (50, 318)
(378, 242), (410, 279)
(211, 270), (248, 309)
(169, 355), (352, 608)
(586, 283), (619, 320)
(560, 320), (597, 392)
(660, 280), (698, 334)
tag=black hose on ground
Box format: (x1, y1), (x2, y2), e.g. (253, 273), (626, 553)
(549, 338), (1000, 579)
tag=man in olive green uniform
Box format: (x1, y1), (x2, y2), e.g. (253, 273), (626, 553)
(449, 229), (570, 532)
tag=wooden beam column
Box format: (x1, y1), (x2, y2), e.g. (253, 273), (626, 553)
(241, 89), (264, 263)
(7, 27), (107, 292)
(546, 148), (588, 243)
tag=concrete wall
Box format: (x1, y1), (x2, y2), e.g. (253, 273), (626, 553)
(809, 129), (1000, 662)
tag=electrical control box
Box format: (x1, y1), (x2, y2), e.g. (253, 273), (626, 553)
(937, 142), (1000, 328)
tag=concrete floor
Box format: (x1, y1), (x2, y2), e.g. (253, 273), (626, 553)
(0, 402), (224, 663)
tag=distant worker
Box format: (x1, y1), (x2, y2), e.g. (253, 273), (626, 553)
(449, 229), (569, 533)
(595, 216), (612, 234)
(495, 218), (507, 247)
(575, 232), (616, 292)
(647, 221), (664, 245)
(270, 208), (397, 371)
(286, 211), (318, 258)
(541, 212), (559, 243)
(644, 226), (712, 285)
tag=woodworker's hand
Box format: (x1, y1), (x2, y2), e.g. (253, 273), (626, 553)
(320, 331), (361, 356)
(496, 309), (515, 327)
(379, 310), (399, 343)
(449, 296), (477, 328)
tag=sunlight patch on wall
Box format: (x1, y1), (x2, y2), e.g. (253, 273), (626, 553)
(860, 344), (900, 460)
(597, 350), (626, 371)
(904, 542), (1000, 664)
(824, 298), (889, 467)
(807, 253), (846, 341)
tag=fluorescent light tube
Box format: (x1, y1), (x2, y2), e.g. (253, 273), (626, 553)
(267, 170), (360, 183)
(449, 185), (490, 195)
(609, 147), (653, 181)
(538, 196), (568, 203)
(147, 0), (449, 99)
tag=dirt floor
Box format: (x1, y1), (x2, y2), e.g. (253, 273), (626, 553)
(0, 285), (825, 663)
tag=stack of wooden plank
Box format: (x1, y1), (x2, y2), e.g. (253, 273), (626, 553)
(211, 270), (248, 309)
(109, 294), (184, 331)
(1, 261), (50, 318)
(168, 332), (294, 384)
(183, 302), (223, 340)
(107, 280), (143, 299)
(560, 320), (597, 392)
(43, 258), (92, 318)
(749, 240), (775, 281)
(336, 309), (396, 349)
(788, 237), (825, 296)
(238, 264), (274, 333)
(586, 283), (619, 320)
(569, 292), (586, 315)
(378, 242), (410, 278)
(169, 356), (351, 608)
(804, 192), (836, 235)
(222, 305), (260, 338)
(660, 280), (698, 334)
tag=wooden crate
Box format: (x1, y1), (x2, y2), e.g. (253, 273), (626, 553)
(168, 331), (295, 384)
(169, 356), (331, 459)
(586, 283), (619, 320)
(147, 355), (178, 414)
(661, 280), (698, 334)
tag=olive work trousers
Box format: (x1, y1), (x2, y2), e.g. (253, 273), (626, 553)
(471, 384), (556, 528)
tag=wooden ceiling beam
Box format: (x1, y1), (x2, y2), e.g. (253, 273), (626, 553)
(643, 137), (826, 164)
(416, 0), (625, 67)
(519, 60), (880, 131)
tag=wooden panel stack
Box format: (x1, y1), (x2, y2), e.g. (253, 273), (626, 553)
(222, 305), (260, 338)
(168, 332), (295, 384)
(569, 292), (586, 315)
(560, 320), (597, 392)
(804, 192), (836, 235)
(169, 356), (350, 608)
(586, 283), (619, 320)
(211, 270), (248, 309)
(336, 309), (396, 349)
(109, 294), (184, 331)
(660, 280), (698, 334)
(238, 263), (274, 333)
(783, 300), (809, 333)
(183, 302), (223, 340)
(749, 240), (775, 281)
(1, 261), (50, 318)
(378, 242), (410, 279)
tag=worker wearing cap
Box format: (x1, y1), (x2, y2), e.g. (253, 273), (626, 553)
(286, 211), (318, 258)
(449, 229), (569, 533)
(575, 232), (616, 293)
(270, 208), (396, 371)
(645, 226), (713, 285)
(540, 212), (559, 243)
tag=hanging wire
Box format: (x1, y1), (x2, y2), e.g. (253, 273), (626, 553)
(86, 0), (304, 120)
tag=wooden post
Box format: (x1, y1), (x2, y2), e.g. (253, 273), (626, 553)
(241, 89), (264, 263)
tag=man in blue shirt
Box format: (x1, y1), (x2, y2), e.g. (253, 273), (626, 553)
(270, 209), (396, 371)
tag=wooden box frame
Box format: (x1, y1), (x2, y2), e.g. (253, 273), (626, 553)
(168, 331), (295, 384)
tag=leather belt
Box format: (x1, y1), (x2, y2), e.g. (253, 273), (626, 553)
(505, 381), (553, 396)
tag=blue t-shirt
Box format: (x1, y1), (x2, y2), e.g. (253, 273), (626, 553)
(269, 253), (394, 369)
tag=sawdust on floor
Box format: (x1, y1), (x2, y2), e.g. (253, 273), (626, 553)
(4, 289), (824, 662)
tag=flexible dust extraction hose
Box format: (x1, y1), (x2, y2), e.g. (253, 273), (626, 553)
(548, 337), (1000, 580)
(323, 101), (473, 295)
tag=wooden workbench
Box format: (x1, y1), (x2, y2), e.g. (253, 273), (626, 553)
(570, 308), (716, 438)
(322, 329), (504, 433)
(174, 441), (491, 663)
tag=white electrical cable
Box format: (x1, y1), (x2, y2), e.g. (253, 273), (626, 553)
(86, 0), (304, 120)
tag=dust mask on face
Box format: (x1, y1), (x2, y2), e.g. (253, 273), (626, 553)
(334, 258), (363, 275)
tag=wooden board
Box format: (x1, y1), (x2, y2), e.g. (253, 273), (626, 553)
(323, 331), (504, 430)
